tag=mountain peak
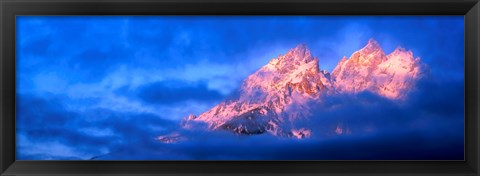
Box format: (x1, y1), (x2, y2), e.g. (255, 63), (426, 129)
(350, 38), (387, 64)
(390, 46), (413, 57)
(366, 38), (380, 48)
(394, 46), (406, 51)
(293, 43), (307, 50)
(356, 38), (382, 55)
(181, 39), (423, 139)
(245, 44), (322, 95)
(282, 43), (314, 63)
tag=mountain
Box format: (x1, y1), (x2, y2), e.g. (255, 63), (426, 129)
(177, 38), (423, 139)
(332, 39), (423, 99)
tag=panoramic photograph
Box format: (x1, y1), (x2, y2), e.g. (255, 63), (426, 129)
(16, 16), (464, 160)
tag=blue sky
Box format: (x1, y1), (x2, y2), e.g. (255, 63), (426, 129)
(16, 16), (464, 160)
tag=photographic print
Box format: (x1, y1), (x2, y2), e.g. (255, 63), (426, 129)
(16, 16), (464, 160)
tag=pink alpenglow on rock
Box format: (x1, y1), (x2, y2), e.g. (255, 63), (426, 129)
(176, 38), (424, 140)
(332, 39), (423, 99)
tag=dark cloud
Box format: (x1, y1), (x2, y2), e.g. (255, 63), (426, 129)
(16, 76), (464, 160)
(20, 37), (52, 56)
(16, 94), (176, 160)
(16, 95), (75, 128)
(16, 16), (463, 87)
(294, 77), (465, 137)
(115, 80), (225, 105)
(83, 109), (178, 138)
(18, 153), (85, 160)
(92, 77), (464, 160)
(66, 45), (134, 82)
(15, 16), (464, 160)
(95, 127), (463, 160)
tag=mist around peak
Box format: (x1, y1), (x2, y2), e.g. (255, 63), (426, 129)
(15, 16), (464, 160)
(181, 38), (426, 140)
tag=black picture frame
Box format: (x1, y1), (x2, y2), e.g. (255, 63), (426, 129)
(1, 0), (479, 175)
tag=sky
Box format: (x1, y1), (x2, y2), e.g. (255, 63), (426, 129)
(16, 16), (464, 160)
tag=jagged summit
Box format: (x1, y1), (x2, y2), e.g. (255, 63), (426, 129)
(352, 38), (385, 62)
(332, 39), (421, 98)
(356, 38), (387, 61)
(285, 43), (314, 62)
(332, 39), (387, 81)
(178, 38), (423, 139)
(365, 38), (381, 48)
(290, 43), (308, 52)
(268, 43), (317, 71)
(245, 44), (325, 97)
(389, 46), (413, 58)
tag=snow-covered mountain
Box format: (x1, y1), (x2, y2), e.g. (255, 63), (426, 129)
(332, 39), (423, 99)
(176, 38), (423, 139)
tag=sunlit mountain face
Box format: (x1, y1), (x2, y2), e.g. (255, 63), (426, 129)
(171, 38), (424, 140)
(16, 16), (464, 160)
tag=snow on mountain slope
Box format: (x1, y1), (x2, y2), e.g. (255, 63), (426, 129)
(332, 39), (422, 99)
(177, 38), (423, 139)
(332, 38), (388, 93)
(182, 44), (330, 138)
(373, 47), (423, 99)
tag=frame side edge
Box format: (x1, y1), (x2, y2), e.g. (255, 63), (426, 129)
(0, 0), (3, 172)
(465, 1), (480, 175)
(0, 1), (16, 174)
(0, 1), (478, 176)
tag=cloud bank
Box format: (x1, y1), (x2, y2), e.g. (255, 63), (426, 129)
(16, 16), (464, 160)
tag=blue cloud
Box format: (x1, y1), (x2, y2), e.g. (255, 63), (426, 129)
(16, 16), (464, 87)
(16, 94), (176, 160)
(15, 16), (464, 160)
(93, 76), (464, 160)
(115, 80), (225, 105)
